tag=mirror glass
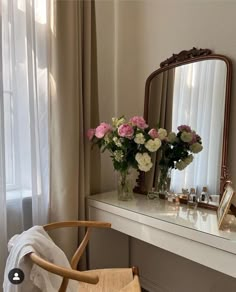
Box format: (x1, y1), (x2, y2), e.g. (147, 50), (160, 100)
(144, 59), (228, 204)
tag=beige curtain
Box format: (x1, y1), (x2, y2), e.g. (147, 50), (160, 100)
(145, 70), (174, 191)
(48, 0), (100, 264)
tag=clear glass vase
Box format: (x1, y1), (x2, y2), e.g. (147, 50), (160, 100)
(157, 165), (171, 199)
(117, 170), (133, 201)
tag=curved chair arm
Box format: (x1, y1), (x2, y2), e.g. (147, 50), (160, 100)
(43, 221), (111, 270)
(43, 221), (111, 231)
(29, 252), (99, 284)
(38, 221), (111, 291)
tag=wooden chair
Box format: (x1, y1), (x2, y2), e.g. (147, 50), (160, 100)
(28, 221), (141, 292)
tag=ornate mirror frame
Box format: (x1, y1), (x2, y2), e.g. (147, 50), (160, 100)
(134, 48), (232, 208)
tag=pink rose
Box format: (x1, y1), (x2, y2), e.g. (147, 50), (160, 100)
(190, 132), (201, 144)
(148, 128), (159, 139)
(118, 124), (134, 138)
(95, 122), (112, 138)
(129, 116), (148, 129)
(87, 128), (96, 140)
(195, 134), (201, 142)
(177, 125), (191, 132)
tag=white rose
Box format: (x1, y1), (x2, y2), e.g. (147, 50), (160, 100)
(183, 154), (194, 165)
(190, 142), (203, 153)
(135, 152), (143, 164)
(138, 161), (153, 172)
(180, 131), (193, 143)
(143, 152), (152, 163)
(145, 138), (162, 152)
(135, 152), (153, 172)
(158, 128), (167, 140)
(134, 133), (146, 144)
(135, 152), (151, 164)
(167, 132), (177, 143)
(176, 160), (187, 170)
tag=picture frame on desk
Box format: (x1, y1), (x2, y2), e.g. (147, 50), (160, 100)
(217, 182), (235, 230)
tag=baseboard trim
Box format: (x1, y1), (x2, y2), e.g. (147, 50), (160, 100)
(140, 275), (171, 292)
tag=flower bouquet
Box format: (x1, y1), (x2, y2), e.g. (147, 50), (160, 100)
(87, 116), (164, 200)
(156, 125), (203, 197)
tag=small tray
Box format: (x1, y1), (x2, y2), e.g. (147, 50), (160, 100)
(178, 195), (188, 204)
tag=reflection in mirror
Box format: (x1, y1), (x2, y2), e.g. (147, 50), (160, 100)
(140, 53), (232, 206)
(172, 60), (226, 196)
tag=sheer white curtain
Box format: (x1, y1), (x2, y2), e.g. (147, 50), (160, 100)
(171, 60), (226, 195)
(0, 0), (49, 284)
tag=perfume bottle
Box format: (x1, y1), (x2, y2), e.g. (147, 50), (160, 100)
(200, 186), (209, 203)
(167, 191), (176, 203)
(187, 188), (198, 209)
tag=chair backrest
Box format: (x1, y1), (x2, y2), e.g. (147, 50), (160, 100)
(29, 221), (111, 292)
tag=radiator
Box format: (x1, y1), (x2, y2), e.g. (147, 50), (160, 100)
(6, 192), (32, 240)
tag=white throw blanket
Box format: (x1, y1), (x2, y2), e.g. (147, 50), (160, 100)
(3, 226), (79, 292)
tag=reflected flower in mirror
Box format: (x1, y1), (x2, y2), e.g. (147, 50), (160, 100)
(87, 116), (162, 200)
(157, 125), (203, 197)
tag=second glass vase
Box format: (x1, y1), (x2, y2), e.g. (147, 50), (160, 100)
(157, 165), (171, 199)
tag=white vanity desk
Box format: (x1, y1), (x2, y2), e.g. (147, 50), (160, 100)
(87, 191), (236, 278)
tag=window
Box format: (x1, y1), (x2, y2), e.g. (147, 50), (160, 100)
(2, 0), (19, 190)
(2, 0), (49, 199)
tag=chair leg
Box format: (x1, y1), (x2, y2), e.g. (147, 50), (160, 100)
(59, 278), (69, 292)
(132, 266), (139, 276)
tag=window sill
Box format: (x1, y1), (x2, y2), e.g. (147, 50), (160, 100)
(6, 189), (32, 201)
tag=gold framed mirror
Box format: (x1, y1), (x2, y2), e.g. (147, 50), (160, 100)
(134, 48), (232, 209)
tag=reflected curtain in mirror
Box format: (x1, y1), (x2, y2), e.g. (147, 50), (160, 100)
(171, 60), (226, 195)
(145, 70), (174, 190)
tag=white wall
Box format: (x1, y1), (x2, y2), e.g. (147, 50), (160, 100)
(95, 1), (236, 291)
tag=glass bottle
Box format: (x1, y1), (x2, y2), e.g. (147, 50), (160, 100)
(187, 188), (198, 209)
(200, 186), (209, 203)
